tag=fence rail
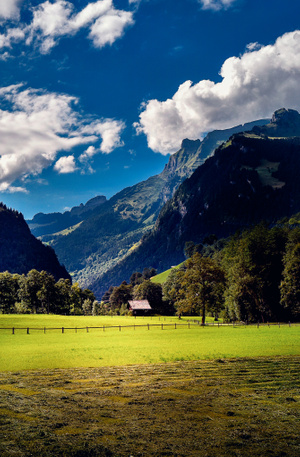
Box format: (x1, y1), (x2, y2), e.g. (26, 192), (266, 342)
(0, 321), (297, 334)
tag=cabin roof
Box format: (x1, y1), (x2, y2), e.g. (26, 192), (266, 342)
(128, 299), (152, 310)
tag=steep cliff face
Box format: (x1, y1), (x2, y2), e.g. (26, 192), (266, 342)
(0, 203), (70, 281)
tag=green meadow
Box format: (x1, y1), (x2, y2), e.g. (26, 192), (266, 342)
(0, 315), (299, 371)
(0, 314), (299, 456)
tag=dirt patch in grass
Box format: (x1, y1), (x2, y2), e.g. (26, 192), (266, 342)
(0, 356), (299, 456)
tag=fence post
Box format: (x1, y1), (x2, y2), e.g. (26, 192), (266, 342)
(44, 327), (46, 334)
(119, 325), (121, 331)
(161, 323), (163, 330)
(75, 327), (77, 333)
(12, 327), (14, 335)
(27, 327), (29, 335)
(147, 323), (150, 330)
(62, 327), (64, 333)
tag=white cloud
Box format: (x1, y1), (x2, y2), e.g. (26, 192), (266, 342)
(79, 145), (98, 162)
(0, 0), (135, 54)
(88, 9), (134, 48)
(0, 0), (23, 21)
(200, 0), (237, 11)
(246, 42), (262, 52)
(54, 155), (77, 173)
(0, 84), (125, 191)
(135, 30), (300, 155)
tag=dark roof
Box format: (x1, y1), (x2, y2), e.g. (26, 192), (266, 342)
(128, 300), (152, 310)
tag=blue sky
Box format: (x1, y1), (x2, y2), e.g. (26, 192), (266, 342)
(0, 0), (300, 218)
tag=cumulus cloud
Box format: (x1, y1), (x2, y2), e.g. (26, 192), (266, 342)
(54, 155), (77, 173)
(0, 0), (135, 54)
(200, 0), (237, 11)
(79, 145), (98, 163)
(0, 0), (23, 21)
(0, 84), (125, 191)
(135, 30), (300, 155)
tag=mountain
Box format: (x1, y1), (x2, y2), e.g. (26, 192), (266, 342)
(90, 108), (300, 298)
(0, 203), (70, 281)
(27, 195), (107, 238)
(37, 118), (268, 288)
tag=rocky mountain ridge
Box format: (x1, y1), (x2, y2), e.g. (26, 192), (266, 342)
(89, 108), (300, 298)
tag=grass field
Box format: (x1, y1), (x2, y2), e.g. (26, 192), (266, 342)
(0, 315), (299, 456)
(0, 315), (299, 371)
(0, 356), (299, 456)
(151, 263), (184, 284)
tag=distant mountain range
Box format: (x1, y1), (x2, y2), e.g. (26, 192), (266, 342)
(27, 118), (268, 289)
(0, 203), (70, 281)
(5, 108), (300, 299)
(89, 108), (300, 298)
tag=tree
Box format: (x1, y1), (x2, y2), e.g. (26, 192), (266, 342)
(130, 271), (143, 286)
(70, 282), (84, 315)
(109, 282), (132, 311)
(221, 224), (287, 322)
(280, 240), (300, 319)
(82, 298), (93, 315)
(18, 269), (43, 313)
(133, 280), (167, 313)
(0, 271), (20, 313)
(174, 253), (225, 324)
(162, 267), (185, 312)
(55, 278), (72, 314)
(36, 271), (56, 314)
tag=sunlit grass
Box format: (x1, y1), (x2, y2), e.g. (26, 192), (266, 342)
(0, 315), (298, 371)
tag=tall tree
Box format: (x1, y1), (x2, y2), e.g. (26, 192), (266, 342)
(0, 271), (19, 313)
(109, 282), (133, 311)
(133, 280), (167, 313)
(280, 235), (300, 319)
(174, 253), (225, 324)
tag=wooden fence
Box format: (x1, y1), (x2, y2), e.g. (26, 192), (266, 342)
(0, 321), (296, 334)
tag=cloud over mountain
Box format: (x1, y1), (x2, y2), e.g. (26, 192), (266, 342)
(0, 84), (125, 191)
(0, 0), (135, 54)
(135, 30), (300, 155)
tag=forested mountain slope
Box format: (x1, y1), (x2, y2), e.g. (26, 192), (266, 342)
(90, 109), (300, 298)
(44, 119), (267, 287)
(0, 204), (70, 281)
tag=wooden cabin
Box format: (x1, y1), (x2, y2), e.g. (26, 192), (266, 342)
(128, 299), (152, 315)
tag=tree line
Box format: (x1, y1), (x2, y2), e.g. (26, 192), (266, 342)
(164, 221), (300, 323)
(0, 269), (96, 315)
(102, 220), (300, 323)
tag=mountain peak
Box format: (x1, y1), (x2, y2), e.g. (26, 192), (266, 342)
(180, 138), (201, 150)
(252, 108), (300, 137)
(271, 107), (300, 124)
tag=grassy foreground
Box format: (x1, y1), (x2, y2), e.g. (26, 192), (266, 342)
(0, 315), (299, 371)
(0, 357), (299, 456)
(0, 316), (299, 456)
